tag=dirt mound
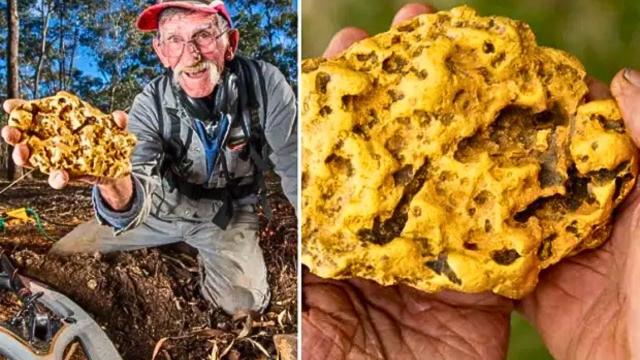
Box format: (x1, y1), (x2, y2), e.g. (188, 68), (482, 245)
(0, 176), (296, 359)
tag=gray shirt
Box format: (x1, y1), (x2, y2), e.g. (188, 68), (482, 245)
(92, 59), (297, 234)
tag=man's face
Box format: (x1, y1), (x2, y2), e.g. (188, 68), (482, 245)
(154, 11), (233, 98)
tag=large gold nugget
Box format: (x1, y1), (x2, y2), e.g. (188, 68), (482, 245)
(301, 6), (638, 299)
(8, 91), (137, 179)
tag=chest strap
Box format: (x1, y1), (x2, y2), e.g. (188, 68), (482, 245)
(167, 173), (258, 229)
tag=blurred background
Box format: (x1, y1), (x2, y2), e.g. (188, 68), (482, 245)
(303, 0), (640, 359)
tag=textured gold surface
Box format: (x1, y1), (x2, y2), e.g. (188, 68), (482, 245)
(301, 6), (638, 298)
(8, 91), (136, 178)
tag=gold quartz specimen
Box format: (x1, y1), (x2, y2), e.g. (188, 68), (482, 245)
(301, 6), (638, 298)
(8, 91), (136, 179)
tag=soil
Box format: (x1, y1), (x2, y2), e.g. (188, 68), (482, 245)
(0, 174), (297, 360)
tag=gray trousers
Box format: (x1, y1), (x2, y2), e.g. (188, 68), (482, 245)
(50, 206), (270, 315)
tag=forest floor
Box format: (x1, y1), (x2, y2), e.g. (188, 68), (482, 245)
(0, 176), (297, 360)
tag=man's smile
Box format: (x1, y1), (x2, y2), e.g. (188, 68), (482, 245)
(180, 62), (209, 78)
(174, 61), (220, 98)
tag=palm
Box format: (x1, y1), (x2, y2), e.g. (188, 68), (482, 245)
(519, 188), (640, 359)
(303, 273), (513, 360)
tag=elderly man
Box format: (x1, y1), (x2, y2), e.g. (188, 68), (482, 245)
(1, 0), (296, 316)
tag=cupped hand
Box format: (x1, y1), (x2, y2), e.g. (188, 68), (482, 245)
(517, 69), (640, 359)
(303, 4), (514, 360)
(1, 98), (129, 189)
(303, 271), (513, 360)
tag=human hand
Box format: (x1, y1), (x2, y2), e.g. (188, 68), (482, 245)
(302, 4), (514, 359)
(1, 98), (129, 189)
(517, 69), (640, 359)
(303, 271), (513, 359)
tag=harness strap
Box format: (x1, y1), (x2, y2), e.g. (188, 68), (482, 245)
(154, 85), (169, 218)
(236, 57), (274, 218)
(168, 173), (258, 200)
(167, 172), (258, 229)
(156, 57), (275, 227)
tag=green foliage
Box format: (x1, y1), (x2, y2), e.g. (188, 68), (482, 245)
(75, 0), (163, 112)
(232, 0), (298, 89)
(508, 313), (552, 360)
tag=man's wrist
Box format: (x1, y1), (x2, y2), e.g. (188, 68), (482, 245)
(97, 175), (134, 211)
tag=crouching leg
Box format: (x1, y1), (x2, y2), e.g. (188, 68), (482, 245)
(50, 218), (184, 254)
(186, 206), (270, 315)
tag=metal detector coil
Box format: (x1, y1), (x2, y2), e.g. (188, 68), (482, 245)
(0, 253), (122, 360)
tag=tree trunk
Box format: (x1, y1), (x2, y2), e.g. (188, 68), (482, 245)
(65, 26), (79, 90)
(58, 0), (66, 91)
(34, 1), (52, 99)
(108, 82), (117, 113)
(2, 0), (20, 180)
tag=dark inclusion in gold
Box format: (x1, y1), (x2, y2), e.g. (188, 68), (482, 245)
(301, 6), (638, 299)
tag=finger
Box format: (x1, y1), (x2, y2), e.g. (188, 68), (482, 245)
(2, 99), (26, 114)
(302, 266), (324, 285)
(48, 170), (70, 190)
(12, 143), (30, 167)
(391, 3), (437, 26)
(611, 68), (640, 148)
(111, 110), (128, 129)
(1, 126), (22, 145)
(323, 27), (369, 59)
(585, 75), (611, 101)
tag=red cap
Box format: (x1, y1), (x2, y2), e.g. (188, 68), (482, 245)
(136, 0), (232, 32)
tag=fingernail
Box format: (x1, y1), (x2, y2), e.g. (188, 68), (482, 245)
(623, 68), (640, 88)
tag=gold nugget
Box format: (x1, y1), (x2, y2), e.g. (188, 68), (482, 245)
(301, 6), (638, 298)
(8, 91), (136, 179)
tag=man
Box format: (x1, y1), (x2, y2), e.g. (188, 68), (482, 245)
(1, 0), (297, 316)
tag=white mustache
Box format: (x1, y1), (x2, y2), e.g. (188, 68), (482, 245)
(178, 62), (209, 75)
(173, 61), (221, 85)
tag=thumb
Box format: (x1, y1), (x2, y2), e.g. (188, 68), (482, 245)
(391, 3), (436, 26)
(611, 68), (640, 148)
(48, 169), (69, 190)
(111, 110), (128, 129)
(323, 27), (369, 59)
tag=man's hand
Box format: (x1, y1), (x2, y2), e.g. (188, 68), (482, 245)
(304, 272), (513, 359)
(303, 4), (514, 359)
(322, 3), (435, 59)
(1, 98), (134, 210)
(517, 69), (640, 360)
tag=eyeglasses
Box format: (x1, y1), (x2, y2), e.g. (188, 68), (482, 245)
(159, 24), (231, 58)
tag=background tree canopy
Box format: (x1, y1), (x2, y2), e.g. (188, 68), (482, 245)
(1, 0), (297, 112)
